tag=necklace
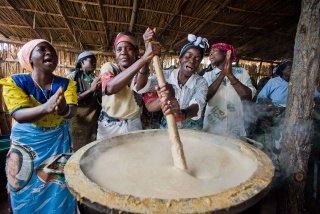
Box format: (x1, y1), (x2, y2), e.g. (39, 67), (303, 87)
(31, 73), (54, 100)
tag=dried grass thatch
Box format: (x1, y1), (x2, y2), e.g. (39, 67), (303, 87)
(0, 0), (300, 61)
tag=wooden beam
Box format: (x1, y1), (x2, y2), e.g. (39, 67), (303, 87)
(211, 0), (295, 16)
(0, 5), (292, 38)
(172, 0), (233, 49)
(5, 0), (43, 39)
(129, 0), (138, 32)
(55, 0), (83, 50)
(0, 38), (113, 55)
(0, 30), (9, 38)
(97, 0), (108, 51)
(158, 0), (189, 39)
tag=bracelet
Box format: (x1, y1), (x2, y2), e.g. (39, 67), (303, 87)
(60, 105), (71, 118)
(231, 79), (239, 85)
(176, 111), (183, 123)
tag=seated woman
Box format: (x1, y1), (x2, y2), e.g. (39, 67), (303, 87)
(67, 51), (101, 150)
(254, 60), (292, 178)
(137, 33), (209, 130)
(97, 30), (161, 139)
(0, 39), (77, 213)
(257, 60), (292, 108)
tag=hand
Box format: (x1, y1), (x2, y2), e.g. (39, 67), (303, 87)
(222, 50), (233, 77)
(155, 83), (175, 99)
(54, 86), (68, 115)
(90, 76), (101, 93)
(160, 97), (180, 118)
(141, 41), (161, 61)
(143, 27), (156, 44)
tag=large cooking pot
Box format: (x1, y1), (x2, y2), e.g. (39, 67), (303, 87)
(65, 129), (274, 213)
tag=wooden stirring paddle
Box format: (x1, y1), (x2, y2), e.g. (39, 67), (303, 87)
(152, 55), (188, 172)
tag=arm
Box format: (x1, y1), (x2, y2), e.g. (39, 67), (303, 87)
(224, 51), (252, 100)
(145, 83), (175, 112)
(13, 86), (77, 122)
(105, 41), (161, 95)
(227, 73), (253, 100)
(206, 73), (224, 102)
(78, 76), (101, 102)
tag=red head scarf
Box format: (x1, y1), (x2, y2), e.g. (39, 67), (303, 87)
(210, 43), (237, 62)
(113, 32), (138, 50)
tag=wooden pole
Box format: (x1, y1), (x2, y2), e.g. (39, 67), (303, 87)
(152, 55), (188, 171)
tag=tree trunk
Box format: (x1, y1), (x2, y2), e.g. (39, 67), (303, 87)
(278, 1), (320, 213)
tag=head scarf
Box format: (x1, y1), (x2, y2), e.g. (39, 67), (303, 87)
(17, 39), (49, 72)
(274, 60), (292, 77)
(113, 31), (139, 50)
(179, 34), (209, 61)
(76, 51), (96, 69)
(210, 43), (237, 62)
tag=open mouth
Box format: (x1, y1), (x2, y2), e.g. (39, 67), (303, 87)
(186, 65), (194, 71)
(44, 58), (55, 64)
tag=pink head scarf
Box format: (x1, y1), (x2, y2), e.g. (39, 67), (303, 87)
(17, 39), (49, 72)
(210, 43), (237, 62)
(113, 32), (138, 50)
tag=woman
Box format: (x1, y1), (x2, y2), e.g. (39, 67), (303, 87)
(139, 33), (209, 130)
(97, 30), (161, 139)
(67, 51), (101, 150)
(255, 60), (292, 178)
(0, 39), (77, 213)
(257, 60), (292, 107)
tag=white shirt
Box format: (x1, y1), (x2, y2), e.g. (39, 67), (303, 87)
(203, 67), (256, 136)
(137, 68), (208, 120)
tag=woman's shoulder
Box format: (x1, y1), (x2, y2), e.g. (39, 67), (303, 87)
(101, 62), (117, 74)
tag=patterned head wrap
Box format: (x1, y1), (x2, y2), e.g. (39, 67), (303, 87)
(179, 34), (209, 60)
(17, 39), (49, 72)
(113, 31), (139, 50)
(210, 43), (237, 62)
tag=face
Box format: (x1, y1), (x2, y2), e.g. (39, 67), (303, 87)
(179, 48), (201, 77)
(209, 48), (226, 67)
(8, 153), (20, 177)
(115, 41), (138, 70)
(30, 42), (58, 72)
(282, 64), (292, 81)
(81, 57), (96, 74)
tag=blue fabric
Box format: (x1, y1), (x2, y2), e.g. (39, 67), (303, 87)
(7, 121), (76, 214)
(11, 74), (70, 104)
(257, 77), (288, 106)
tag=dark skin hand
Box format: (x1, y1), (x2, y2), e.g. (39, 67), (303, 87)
(145, 83), (175, 112)
(78, 76), (101, 102)
(155, 84), (198, 122)
(13, 86), (77, 123)
(206, 50), (252, 102)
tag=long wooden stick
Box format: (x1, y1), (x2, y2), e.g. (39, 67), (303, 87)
(152, 55), (188, 171)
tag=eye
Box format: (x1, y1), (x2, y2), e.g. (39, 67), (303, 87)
(126, 47), (134, 51)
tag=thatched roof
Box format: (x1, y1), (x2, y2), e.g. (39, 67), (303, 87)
(0, 0), (300, 62)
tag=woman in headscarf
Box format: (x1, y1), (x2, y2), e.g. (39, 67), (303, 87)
(67, 51), (101, 150)
(0, 39), (77, 213)
(202, 43), (256, 137)
(97, 29), (161, 139)
(138, 32), (209, 130)
(257, 60), (292, 107)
